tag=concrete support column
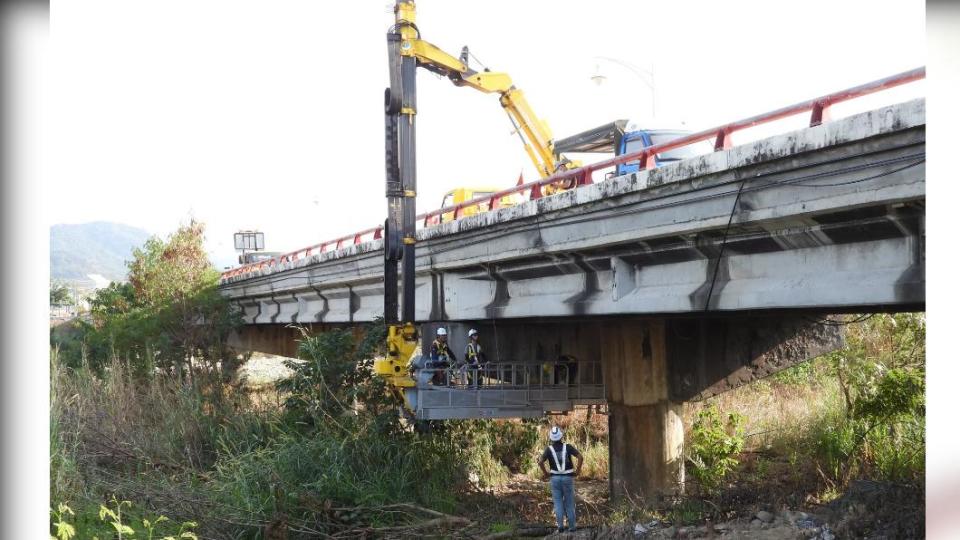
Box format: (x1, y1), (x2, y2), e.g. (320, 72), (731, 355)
(602, 320), (684, 501)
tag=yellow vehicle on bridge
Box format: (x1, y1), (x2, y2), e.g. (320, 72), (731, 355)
(427, 186), (523, 226)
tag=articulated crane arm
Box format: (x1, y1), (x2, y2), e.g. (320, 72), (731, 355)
(395, 3), (572, 180)
(374, 1), (576, 409)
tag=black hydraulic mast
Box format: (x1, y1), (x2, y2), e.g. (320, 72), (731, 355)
(377, 1), (420, 387)
(384, 2), (417, 325)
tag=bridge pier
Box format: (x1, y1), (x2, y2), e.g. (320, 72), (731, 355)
(603, 320), (684, 500)
(599, 316), (844, 500)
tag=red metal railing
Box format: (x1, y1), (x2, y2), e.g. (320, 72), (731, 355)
(221, 67), (924, 280)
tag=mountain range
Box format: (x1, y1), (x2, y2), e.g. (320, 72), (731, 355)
(50, 222), (152, 286)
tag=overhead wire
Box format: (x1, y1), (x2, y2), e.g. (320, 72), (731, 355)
(703, 177), (748, 311)
(802, 314), (875, 326)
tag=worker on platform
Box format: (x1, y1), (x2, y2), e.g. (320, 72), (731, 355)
(538, 426), (582, 533)
(464, 328), (487, 387)
(429, 327), (456, 385)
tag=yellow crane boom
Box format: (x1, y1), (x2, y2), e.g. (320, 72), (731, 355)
(394, 2), (570, 180)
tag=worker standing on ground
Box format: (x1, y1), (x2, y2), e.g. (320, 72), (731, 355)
(464, 329), (487, 387)
(538, 426), (582, 533)
(429, 327), (456, 385)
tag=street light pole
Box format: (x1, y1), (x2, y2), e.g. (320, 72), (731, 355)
(591, 56), (656, 121)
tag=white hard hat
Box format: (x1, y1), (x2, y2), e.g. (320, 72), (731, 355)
(436, 327), (447, 336)
(549, 426), (563, 442)
(468, 329), (479, 337)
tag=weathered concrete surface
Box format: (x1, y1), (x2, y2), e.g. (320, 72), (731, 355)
(608, 402), (685, 501)
(665, 316), (846, 401)
(603, 320), (684, 501)
(227, 323), (364, 358)
(220, 99), (925, 322)
(229, 324), (307, 357)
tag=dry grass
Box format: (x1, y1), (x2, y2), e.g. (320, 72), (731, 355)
(685, 376), (844, 452)
(50, 351), (279, 507)
(521, 407), (609, 480)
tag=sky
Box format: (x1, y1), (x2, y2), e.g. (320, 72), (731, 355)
(47, 0), (925, 269)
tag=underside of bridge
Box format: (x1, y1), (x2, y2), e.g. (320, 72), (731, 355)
(230, 313), (843, 500)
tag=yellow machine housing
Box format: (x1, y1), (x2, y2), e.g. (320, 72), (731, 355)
(427, 186), (522, 225)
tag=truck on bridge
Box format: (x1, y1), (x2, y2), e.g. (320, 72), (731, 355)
(554, 119), (714, 178)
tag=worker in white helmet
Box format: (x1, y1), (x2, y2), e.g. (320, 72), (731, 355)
(463, 328), (487, 387)
(428, 327), (456, 385)
(538, 426), (582, 533)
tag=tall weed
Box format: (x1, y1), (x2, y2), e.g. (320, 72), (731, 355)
(686, 405), (745, 494)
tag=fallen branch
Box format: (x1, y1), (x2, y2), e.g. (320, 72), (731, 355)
(334, 515), (472, 538)
(479, 525), (555, 540)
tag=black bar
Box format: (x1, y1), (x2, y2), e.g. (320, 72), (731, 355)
(399, 51), (417, 324)
(383, 31), (405, 325)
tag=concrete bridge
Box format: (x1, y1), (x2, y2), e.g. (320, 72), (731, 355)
(222, 99), (924, 323)
(219, 98), (925, 500)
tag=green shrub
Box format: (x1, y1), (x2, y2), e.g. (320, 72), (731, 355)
(210, 420), (464, 516)
(487, 420), (541, 473)
(578, 441), (609, 479)
(811, 366), (925, 485)
(50, 498), (198, 540)
(809, 314), (925, 487)
(686, 405), (745, 494)
(278, 320), (399, 430)
(770, 359), (819, 386)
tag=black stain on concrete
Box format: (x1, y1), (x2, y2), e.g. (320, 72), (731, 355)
(483, 265), (511, 319)
(429, 272), (449, 321)
(348, 286), (360, 323)
(891, 212), (925, 304)
(688, 234), (730, 311)
(312, 286), (329, 322)
(564, 254), (601, 315)
(268, 296), (281, 324)
(641, 328), (652, 359)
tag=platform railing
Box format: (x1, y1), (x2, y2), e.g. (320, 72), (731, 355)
(410, 360), (605, 416)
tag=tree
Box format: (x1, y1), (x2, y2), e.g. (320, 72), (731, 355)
(125, 220), (241, 376)
(819, 314), (926, 483)
(50, 281), (73, 306)
(54, 220), (241, 377)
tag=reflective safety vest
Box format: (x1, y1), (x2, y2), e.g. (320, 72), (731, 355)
(431, 339), (454, 364)
(466, 342), (482, 364)
(547, 443), (575, 475)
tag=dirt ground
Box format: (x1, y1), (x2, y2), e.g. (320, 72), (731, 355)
(453, 470), (919, 539)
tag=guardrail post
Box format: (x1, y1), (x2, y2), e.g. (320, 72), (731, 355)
(637, 152), (657, 171)
(810, 101), (832, 127)
(714, 129), (733, 151)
